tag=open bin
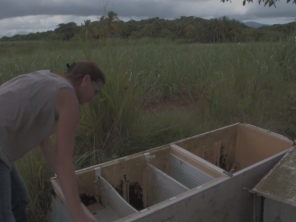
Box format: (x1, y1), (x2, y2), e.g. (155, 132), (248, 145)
(48, 144), (225, 222)
(98, 145), (225, 211)
(47, 123), (294, 222)
(175, 123), (293, 173)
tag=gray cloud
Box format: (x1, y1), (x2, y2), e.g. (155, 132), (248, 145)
(1, 0), (294, 21)
(232, 1), (296, 21)
(0, 0), (295, 37)
(0, 0), (188, 20)
(0, 0), (104, 20)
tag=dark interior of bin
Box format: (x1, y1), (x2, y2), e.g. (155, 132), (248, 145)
(100, 154), (147, 210)
(175, 124), (292, 172)
(99, 145), (225, 211)
(75, 170), (103, 213)
(148, 146), (222, 179)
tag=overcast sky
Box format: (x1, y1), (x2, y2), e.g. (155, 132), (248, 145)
(0, 0), (295, 37)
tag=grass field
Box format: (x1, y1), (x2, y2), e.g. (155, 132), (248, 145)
(1, 38), (296, 221)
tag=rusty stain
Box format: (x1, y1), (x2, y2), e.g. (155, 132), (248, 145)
(115, 180), (124, 197)
(129, 182), (144, 210)
(80, 193), (97, 206)
(219, 146), (227, 170)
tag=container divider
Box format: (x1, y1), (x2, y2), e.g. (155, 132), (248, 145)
(97, 175), (137, 220)
(147, 163), (189, 206)
(170, 144), (226, 174)
(169, 153), (215, 189)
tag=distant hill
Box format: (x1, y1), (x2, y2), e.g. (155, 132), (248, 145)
(244, 21), (269, 28)
(0, 31), (29, 38)
(1, 16), (292, 43)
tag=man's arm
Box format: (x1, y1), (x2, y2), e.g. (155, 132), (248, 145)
(40, 137), (57, 175)
(55, 89), (96, 222)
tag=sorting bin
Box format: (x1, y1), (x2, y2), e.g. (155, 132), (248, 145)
(47, 123), (294, 222)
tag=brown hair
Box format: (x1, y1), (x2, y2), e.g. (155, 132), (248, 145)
(64, 61), (106, 84)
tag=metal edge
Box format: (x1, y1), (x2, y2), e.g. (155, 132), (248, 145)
(115, 176), (230, 222)
(170, 144), (227, 176)
(65, 123), (241, 177)
(241, 123), (294, 144)
(147, 163), (190, 191)
(252, 191), (296, 208)
(172, 123), (240, 145)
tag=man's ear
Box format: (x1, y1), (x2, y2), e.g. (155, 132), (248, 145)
(81, 74), (91, 85)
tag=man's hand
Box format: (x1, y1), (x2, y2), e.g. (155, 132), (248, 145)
(74, 213), (97, 222)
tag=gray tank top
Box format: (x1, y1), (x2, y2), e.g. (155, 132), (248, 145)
(0, 70), (75, 169)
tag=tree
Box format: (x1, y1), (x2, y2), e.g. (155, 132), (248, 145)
(97, 11), (122, 39)
(184, 25), (196, 39)
(80, 20), (99, 40)
(54, 22), (78, 40)
(221, 0), (296, 7)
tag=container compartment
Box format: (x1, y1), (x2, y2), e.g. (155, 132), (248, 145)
(49, 169), (137, 222)
(100, 155), (148, 210)
(148, 145), (223, 182)
(95, 175), (137, 221)
(98, 145), (224, 212)
(100, 150), (191, 210)
(169, 154), (214, 189)
(175, 124), (292, 172)
(147, 163), (189, 206)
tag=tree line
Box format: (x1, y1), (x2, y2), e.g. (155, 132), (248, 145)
(1, 11), (295, 43)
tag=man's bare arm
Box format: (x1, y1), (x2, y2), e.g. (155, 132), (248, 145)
(40, 137), (57, 175)
(55, 89), (96, 222)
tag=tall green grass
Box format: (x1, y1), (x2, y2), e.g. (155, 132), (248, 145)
(1, 39), (296, 222)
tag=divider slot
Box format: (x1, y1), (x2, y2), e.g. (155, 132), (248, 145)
(147, 163), (189, 206)
(96, 176), (137, 221)
(169, 154), (215, 189)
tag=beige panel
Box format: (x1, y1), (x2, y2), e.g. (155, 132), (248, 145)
(235, 125), (292, 169)
(101, 159), (127, 199)
(169, 148), (222, 179)
(101, 155), (147, 210)
(202, 141), (221, 166)
(147, 145), (224, 179)
(76, 170), (100, 203)
(125, 155), (147, 209)
(50, 179), (96, 220)
(149, 146), (171, 175)
(175, 125), (238, 171)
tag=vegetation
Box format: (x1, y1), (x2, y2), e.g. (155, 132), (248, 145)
(1, 13), (295, 43)
(221, 0), (296, 7)
(0, 38), (296, 221)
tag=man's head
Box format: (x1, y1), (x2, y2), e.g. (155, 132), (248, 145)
(64, 61), (106, 104)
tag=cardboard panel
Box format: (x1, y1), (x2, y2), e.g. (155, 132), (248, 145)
(235, 125), (292, 169)
(101, 155), (147, 210)
(175, 124), (238, 171)
(148, 146), (171, 175)
(169, 154), (214, 189)
(147, 164), (189, 206)
(98, 176), (137, 219)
